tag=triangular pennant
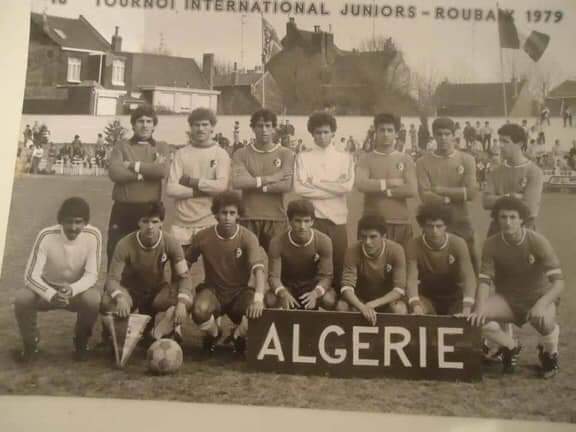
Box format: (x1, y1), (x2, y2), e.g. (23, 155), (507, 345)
(119, 314), (151, 368)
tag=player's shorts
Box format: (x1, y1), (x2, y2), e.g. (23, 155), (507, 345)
(100, 283), (177, 316)
(170, 223), (214, 246)
(241, 219), (287, 251)
(385, 223), (413, 249)
(420, 295), (462, 316)
(498, 291), (559, 326)
(196, 283), (254, 324)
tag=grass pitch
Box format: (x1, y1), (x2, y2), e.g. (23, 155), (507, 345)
(0, 175), (575, 423)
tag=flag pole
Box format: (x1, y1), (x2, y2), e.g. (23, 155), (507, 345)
(261, 15), (266, 109)
(497, 3), (509, 118)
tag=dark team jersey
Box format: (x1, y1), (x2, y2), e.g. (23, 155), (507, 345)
(107, 231), (191, 298)
(341, 240), (406, 302)
(186, 225), (265, 300)
(268, 228), (333, 295)
(479, 229), (562, 303)
(356, 150), (417, 224)
(406, 234), (475, 300)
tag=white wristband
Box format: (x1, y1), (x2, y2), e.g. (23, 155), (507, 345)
(137, 173), (144, 181)
(134, 161), (141, 174)
(463, 297), (475, 305)
(314, 285), (326, 297)
(408, 296), (421, 305)
(274, 286), (287, 296)
(256, 177), (262, 188)
(379, 179), (387, 191)
(254, 292), (264, 303)
(386, 189), (393, 198)
(111, 290), (123, 299)
(262, 185), (268, 193)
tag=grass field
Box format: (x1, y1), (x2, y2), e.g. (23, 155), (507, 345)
(0, 175), (575, 423)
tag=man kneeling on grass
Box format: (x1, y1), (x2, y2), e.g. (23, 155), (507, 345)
(265, 199), (337, 310)
(14, 197), (102, 362)
(468, 197), (563, 378)
(101, 201), (193, 346)
(186, 191), (266, 355)
(336, 215), (407, 325)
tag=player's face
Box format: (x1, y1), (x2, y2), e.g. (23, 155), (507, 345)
(61, 217), (86, 241)
(138, 216), (163, 243)
(497, 210), (523, 235)
(252, 119), (276, 146)
(423, 219), (447, 244)
(374, 123), (396, 149)
(434, 128), (455, 153)
(289, 215), (314, 241)
(359, 229), (384, 256)
(499, 135), (516, 161)
(216, 205), (239, 235)
(133, 116), (155, 140)
(312, 125), (334, 148)
(190, 119), (214, 146)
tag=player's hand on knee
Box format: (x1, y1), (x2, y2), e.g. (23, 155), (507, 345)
(360, 305), (377, 326)
(174, 302), (188, 325)
(527, 301), (546, 328)
(279, 290), (299, 309)
(299, 291), (318, 310)
(466, 312), (486, 327)
(411, 303), (424, 315)
(115, 295), (131, 319)
(247, 299), (264, 319)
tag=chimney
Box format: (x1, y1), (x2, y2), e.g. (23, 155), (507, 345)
(203, 53), (214, 90)
(111, 26), (122, 52)
(233, 62), (239, 86)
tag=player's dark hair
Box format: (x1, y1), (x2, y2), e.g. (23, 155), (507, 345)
(139, 201), (166, 221)
(286, 199), (315, 220)
(187, 107), (217, 127)
(211, 191), (245, 216)
(432, 117), (456, 134)
(250, 109), (278, 128)
(357, 215), (387, 236)
(307, 111), (337, 133)
(491, 196), (529, 225)
(497, 124), (526, 145)
(416, 203), (453, 227)
(57, 197), (90, 224)
(130, 104), (158, 126)
(373, 113), (400, 131)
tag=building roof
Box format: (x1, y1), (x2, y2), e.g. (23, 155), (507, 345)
(214, 71), (263, 87)
(30, 13), (111, 52)
(126, 52), (209, 89)
(434, 80), (525, 115)
(547, 80), (576, 99)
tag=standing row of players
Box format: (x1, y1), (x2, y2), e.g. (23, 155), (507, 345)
(14, 106), (563, 379)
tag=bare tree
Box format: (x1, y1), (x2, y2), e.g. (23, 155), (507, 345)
(409, 64), (442, 116)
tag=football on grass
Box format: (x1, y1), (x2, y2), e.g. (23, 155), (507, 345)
(147, 339), (183, 375)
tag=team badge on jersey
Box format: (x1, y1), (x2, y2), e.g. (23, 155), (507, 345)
(519, 177), (528, 190)
(273, 158), (282, 168)
(397, 162), (405, 172)
(210, 159), (217, 168)
(160, 253), (167, 263)
(385, 264), (392, 273)
(448, 254), (455, 265)
(528, 254), (535, 265)
(235, 248), (243, 258)
(313, 253), (320, 262)
(457, 165), (465, 175)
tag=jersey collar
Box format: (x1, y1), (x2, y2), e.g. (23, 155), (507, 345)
(214, 224), (240, 240)
(250, 142), (281, 153)
(288, 229), (314, 248)
(501, 228), (527, 247)
(422, 233), (449, 251)
(373, 149), (398, 156)
(361, 240), (386, 259)
(432, 150), (457, 159)
(503, 159), (531, 168)
(136, 231), (163, 250)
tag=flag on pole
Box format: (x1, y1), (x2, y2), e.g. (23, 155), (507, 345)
(262, 17), (282, 64)
(497, 9), (550, 62)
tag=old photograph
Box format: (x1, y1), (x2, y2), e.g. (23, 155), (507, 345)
(1, 0), (576, 426)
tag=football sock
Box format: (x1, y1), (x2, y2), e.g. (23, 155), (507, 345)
(199, 315), (219, 338)
(539, 324), (559, 354)
(233, 316), (248, 339)
(482, 321), (516, 350)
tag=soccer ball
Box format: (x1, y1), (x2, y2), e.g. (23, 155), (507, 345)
(147, 339), (183, 375)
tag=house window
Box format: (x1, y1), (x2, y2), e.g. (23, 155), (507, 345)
(112, 59), (125, 86)
(67, 57), (81, 82)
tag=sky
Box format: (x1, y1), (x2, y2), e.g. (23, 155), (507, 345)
(32, 0), (576, 88)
